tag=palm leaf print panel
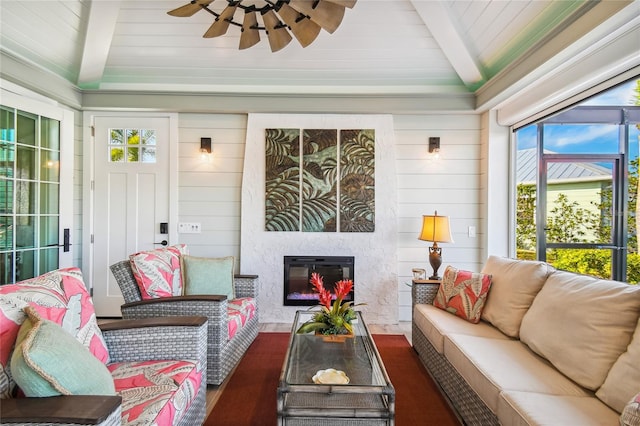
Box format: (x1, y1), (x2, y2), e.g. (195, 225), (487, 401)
(265, 128), (375, 233)
(340, 129), (375, 232)
(265, 128), (300, 232)
(302, 129), (337, 232)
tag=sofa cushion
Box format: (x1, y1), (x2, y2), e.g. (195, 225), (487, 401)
(520, 270), (640, 390)
(620, 392), (640, 426)
(433, 265), (492, 323)
(108, 359), (202, 426)
(480, 255), (554, 338)
(227, 297), (257, 340)
(182, 255), (235, 300)
(444, 334), (589, 413)
(596, 316), (640, 412)
(413, 303), (510, 354)
(0, 267), (109, 398)
(129, 244), (188, 299)
(498, 391), (620, 426)
(11, 306), (115, 397)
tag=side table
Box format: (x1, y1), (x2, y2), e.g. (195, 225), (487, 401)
(411, 279), (441, 317)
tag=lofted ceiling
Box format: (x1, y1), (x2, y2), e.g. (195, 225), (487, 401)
(0, 0), (636, 108)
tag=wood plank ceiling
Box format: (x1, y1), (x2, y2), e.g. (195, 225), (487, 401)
(0, 0), (631, 100)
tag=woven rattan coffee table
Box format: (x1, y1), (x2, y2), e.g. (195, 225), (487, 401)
(277, 310), (395, 425)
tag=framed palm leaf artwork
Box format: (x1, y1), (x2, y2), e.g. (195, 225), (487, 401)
(265, 128), (375, 233)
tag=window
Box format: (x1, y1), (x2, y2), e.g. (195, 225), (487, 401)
(515, 78), (640, 283)
(109, 128), (157, 163)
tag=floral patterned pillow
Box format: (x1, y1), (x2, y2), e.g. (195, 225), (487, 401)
(433, 265), (492, 324)
(129, 244), (188, 300)
(0, 267), (109, 398)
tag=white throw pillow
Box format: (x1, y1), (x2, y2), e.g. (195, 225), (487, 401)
(480, 256), (554, 338)
(520, 270), (640, 391)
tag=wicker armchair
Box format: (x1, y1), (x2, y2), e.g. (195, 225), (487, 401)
(2, 315), (208, 426)
(110, 260), (259, 385)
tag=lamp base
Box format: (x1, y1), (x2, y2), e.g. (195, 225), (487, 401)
(428, 244), (442, 281)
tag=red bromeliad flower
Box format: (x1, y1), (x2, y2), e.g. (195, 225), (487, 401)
(334, 279), (353, 301)
(297, 273), (363, 336)
(310, 272), (333, 309)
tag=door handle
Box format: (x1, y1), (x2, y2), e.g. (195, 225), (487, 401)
(48, 229), (72, 252)
(154, 240), (168, 246)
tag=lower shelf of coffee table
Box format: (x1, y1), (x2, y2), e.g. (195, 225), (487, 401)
(280, 391), (392, 426)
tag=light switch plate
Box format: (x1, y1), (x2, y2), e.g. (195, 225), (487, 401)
(178, 222), (201, 233)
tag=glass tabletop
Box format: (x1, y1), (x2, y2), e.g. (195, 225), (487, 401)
(282, 310), (390, 388)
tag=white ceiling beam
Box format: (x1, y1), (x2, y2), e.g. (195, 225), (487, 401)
(77, 0), (121, 87)
(409, 0), (483, 87)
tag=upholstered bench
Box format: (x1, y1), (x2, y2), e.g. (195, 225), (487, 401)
(0, 267), (208, 426)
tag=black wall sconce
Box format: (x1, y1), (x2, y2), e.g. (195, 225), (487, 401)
(200, 137), (212, 154)
(428, 137), (441, 160)
(428, 137), (440, 153)
(200, 137), (212, 161)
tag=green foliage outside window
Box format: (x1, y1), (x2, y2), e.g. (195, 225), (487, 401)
(515, 157), (639, 284)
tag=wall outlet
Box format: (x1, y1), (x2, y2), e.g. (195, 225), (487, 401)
(178, 222), (201, 233)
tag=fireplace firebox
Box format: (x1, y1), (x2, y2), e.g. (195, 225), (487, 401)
(284, 256), (355, 306)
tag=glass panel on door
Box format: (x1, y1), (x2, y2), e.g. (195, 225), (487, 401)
(0, 105), (61, 284)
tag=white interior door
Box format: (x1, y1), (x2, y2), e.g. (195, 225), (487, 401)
(89, 114), (176, 316)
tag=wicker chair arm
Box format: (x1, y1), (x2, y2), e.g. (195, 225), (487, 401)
(1, 395), (122, 425)
(234, 274), (259, 298)
(100, 316), (208, 369)
(122, 295), (226, 309)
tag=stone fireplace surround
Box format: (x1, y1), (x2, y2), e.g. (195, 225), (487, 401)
(241, 114), (398, 324)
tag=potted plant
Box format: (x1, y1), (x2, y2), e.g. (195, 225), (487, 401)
(296, 272), (362, 339)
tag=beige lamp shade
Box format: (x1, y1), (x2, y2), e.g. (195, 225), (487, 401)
(418, 212), (454, 243)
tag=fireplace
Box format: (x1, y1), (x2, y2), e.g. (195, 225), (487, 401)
(284, 256), (355, 306)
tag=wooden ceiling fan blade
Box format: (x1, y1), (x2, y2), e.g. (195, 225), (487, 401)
(262, 10), (293, 52)
(203, 5), (237, 38)
(168, 0), (214, 17)
(288, 0), (345, 34)
(239, 10), (260, 49)
(277, 4), (321, 48)
(323, 0), (357, 9)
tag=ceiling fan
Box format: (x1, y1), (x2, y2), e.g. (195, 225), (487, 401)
(168, 0), (357, 53)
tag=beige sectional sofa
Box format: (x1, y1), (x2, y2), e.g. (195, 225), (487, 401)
(412, 255), (640, 426)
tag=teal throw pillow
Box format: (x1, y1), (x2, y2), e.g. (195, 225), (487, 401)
(10, 306), (116, 397)
(182, 255), (235, 300)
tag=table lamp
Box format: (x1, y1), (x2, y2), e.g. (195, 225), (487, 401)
(418, 211), (454, 280)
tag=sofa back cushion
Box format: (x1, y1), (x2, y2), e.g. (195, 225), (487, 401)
(480, 256), (554, 338)
(0, 267), (110, 398)
(129, 244), (188, 299)
(596, 316), (640, 413)
(520, 270), (640, 390)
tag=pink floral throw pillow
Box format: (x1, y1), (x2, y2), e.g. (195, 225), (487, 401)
(433, 265), (492, 324)
(0, 267), (110, 398)
(129, 244), (188, 300)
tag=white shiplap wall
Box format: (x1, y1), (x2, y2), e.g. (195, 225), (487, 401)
(394, 114), (484, 321)
(176, 113), (248, 271)
(173, 112), (484, 322)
